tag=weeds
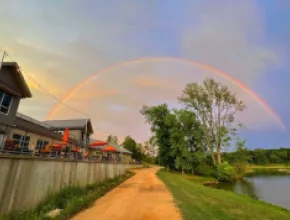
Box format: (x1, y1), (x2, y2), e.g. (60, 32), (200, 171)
(1, 172), (134, 220)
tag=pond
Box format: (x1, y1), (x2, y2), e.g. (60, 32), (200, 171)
(209, 172), (290, 210)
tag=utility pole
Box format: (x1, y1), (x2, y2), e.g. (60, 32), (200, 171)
(0, 51), (7, 72)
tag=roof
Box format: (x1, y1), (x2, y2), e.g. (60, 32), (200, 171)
(43, 119), (94, 134)
(1, 62), (32, 98)
(116, 145), (132, 154)
(15, 113), (78, 145)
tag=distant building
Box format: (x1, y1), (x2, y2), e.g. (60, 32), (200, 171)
(43, 119), (94, 148)
(89, 140), (133, 163)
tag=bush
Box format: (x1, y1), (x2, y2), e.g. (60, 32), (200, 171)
(217, 162), (235, 182)
(233, 162), (247, 179)
(194, 164), (215, 177)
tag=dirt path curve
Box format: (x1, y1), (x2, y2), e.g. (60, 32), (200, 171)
(72, 167), (182, 220)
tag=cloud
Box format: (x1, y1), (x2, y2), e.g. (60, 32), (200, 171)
(181, 0), (281, 84)
(0, 0), (285, 144)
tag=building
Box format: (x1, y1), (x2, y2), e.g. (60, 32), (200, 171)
(0, 61), (92, 153)
(0, 62), (32, 148)
(43, 119), (94, 148)
(89, 140), (133, 163)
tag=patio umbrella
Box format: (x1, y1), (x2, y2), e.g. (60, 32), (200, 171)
(90, 141), (108, 147)
(61, 128), (69, 146)
(102, 145), (117, 152)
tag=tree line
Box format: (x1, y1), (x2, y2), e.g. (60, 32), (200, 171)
(223, 148), (290, 164)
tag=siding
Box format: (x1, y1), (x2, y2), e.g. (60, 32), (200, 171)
(0, 94), (20, 127)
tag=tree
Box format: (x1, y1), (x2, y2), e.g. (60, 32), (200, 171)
(106, 135), (119, 145)
(141, 104), (175, 170)
(179, 78), (246, 165)
(122, 136), (142, 161)
(166, 109), (204, 174)
(234, 138), (249, 163)
(232, 138), (249, 179)
(143, 136), (158, 157)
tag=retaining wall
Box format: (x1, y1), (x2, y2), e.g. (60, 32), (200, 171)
(0, 156), (142, 214)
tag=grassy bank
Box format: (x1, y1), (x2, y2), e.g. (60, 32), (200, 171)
(246, 164), (290, 175)
(248, 164), (290, 169)
(158, 170), (290, 220)
(2, 172), (134, 220)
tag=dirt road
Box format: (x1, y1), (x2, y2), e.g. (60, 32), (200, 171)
(72, 167), (182, 220)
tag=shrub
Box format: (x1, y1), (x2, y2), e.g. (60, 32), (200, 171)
(233, 162), (247, 179)
(217, 162), (235, 182)
(194, 164), (215, 177)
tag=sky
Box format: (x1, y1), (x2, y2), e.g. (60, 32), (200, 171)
(0, 0), (290, 148)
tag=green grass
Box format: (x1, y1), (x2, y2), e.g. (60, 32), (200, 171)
(249, 164), (290, 168)
(158, 170), (290, 220)
(246, 164), (290, 175)
(1, 172), (134, 220)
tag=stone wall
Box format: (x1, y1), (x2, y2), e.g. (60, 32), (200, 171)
(0, 156), (142, 214)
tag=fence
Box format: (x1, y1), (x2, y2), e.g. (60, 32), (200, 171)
(0, 155), (142, 214)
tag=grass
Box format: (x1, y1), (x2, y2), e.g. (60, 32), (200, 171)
(158, 170), (290, 220)
(248, 164), (290, 169)
(246, 164), (290, 175)
(1, 172), (134, 220)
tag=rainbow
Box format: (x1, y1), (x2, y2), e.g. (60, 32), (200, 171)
(46, 57), (285, 129)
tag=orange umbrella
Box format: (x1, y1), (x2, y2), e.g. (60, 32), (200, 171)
(90, 141), (108, 147)
(61, 128), (69, 146)
(102, 145), (117, 152)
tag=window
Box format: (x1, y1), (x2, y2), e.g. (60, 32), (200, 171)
(12, 134), (30, 148)
(36, 140), (49, 149)
(0, 90), (13, 114)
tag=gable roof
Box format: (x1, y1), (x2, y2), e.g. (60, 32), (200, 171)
(15, 113), (78, 145)
(1, 62), (32, 98)
(43, 118), (94, 134)
(88, 144), (132, 155)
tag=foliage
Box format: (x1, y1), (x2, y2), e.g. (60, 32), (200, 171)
(179, 78), (246, 165)
(158, 170), (290, 220)
(142, 155), (155, 164)
(2, 172), (134, 220)
(143, 136), (158, 157)
(106, 135), (119, 145)
(223, 148), (290, 165)
(194, 164), (215, 177)
(122, 136), (142, 161)
(166, 109), (204, 173)
(141, 104), (175, 170)
(216, 162), (235, 182)
(140, 79), (252, 178)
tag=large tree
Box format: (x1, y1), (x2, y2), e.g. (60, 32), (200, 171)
(166, 109), (204, 174)
(179, 78), (246, 165)
(141, 104), (175, 169)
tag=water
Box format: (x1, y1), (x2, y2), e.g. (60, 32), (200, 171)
(210, 173), (290, 209)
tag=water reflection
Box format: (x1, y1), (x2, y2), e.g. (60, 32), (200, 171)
(210, 179), (258, 199)
(208, 173), (290, 210)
